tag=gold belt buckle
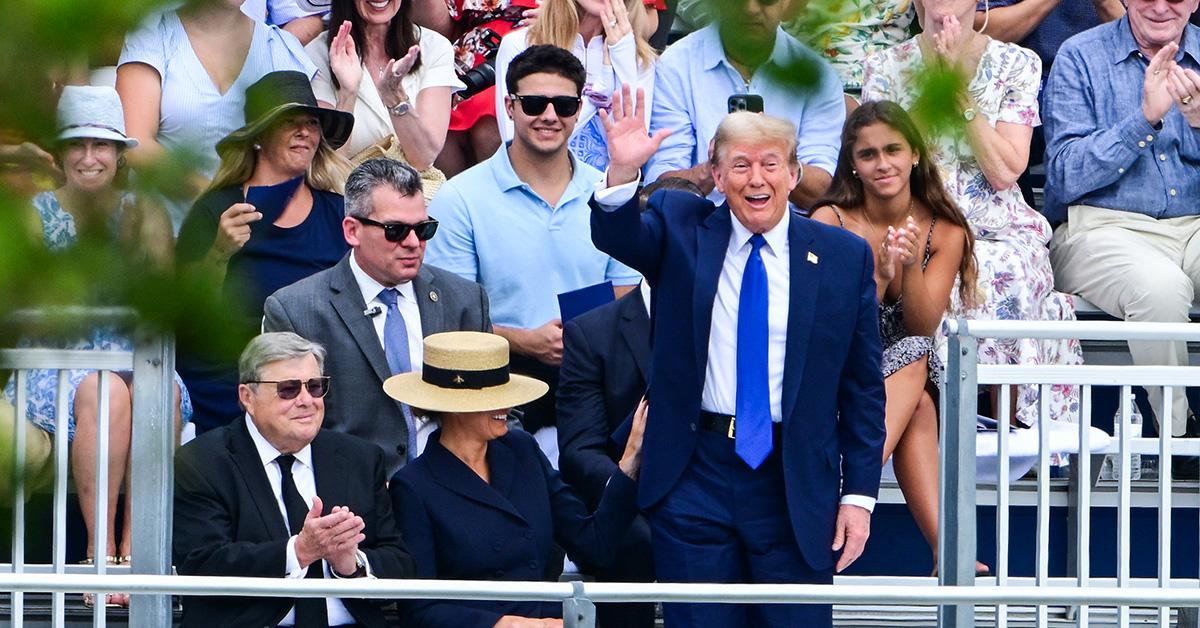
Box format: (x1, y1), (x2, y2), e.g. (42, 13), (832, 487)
(727, 415), (736, 439)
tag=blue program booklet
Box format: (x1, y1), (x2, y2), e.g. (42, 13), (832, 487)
(558, 281), (614, 323)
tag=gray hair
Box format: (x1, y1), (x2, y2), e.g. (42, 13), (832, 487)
(238, 332), (327, 384)
(344, 158), (423, 219)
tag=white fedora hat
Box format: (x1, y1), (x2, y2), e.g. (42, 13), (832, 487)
(383, 332), (548, 413)
(56, 86), (139, 148)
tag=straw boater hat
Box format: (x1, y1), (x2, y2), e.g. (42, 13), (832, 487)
(383, 332), (548, 413)
(56, 86), (139, 148)
(216, 70), (354, 155)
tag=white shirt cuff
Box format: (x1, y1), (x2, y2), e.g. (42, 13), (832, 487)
(840, 494), (876, 513)
(285, 535), (306, 578)
(594, 174), (641, 210)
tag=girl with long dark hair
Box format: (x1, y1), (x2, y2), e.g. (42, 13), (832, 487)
(812, 100), (979, 573)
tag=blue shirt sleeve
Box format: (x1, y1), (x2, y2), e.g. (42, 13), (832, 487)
(425, 183), (481, 283)
(646, 46), (699, 182)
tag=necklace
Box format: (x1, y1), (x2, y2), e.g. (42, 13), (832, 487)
(861, 196), (915, 250)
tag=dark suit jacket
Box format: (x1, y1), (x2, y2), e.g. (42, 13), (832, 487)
(173, 418), (415, 628)
(389, 429), (638, 628)
(557, 287), (650, 506)
(263, 254), (491, 475)
(590, 189), (886, 571)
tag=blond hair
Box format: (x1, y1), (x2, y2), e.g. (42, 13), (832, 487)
(208, 139), (352, 195)
(528, 0), (657, 70)
(710, 111), (799, 166)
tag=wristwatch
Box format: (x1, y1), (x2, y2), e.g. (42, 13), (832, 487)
(332, 551), (368, 578)
(389, 98), (413, 117)
(962, 107), (977, 122)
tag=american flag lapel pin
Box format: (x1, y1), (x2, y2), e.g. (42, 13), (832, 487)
(807, 251), (819, 264)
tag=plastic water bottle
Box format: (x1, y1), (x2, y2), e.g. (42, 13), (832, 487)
(1102, 394), (1143, 481)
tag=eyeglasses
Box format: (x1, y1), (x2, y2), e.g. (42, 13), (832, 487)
(354, 216), (439, 242)
(510, 94), (582, 118)
(247, 377), (331, 400)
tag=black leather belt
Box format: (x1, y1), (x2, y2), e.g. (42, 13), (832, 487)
(698, 411), (783, 439)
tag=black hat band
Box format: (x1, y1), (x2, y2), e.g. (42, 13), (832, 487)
(422, 364), (510, 389)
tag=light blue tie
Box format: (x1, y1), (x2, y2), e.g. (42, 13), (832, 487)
(377, 288), (419, 462)
(735, 234), (772, 469)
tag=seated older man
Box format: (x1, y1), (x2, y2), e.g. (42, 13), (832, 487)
(1043, 0), (1200, 438)
(173, 332), (414, 628)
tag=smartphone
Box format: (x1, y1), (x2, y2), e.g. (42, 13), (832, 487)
(728, 94), (764, 114)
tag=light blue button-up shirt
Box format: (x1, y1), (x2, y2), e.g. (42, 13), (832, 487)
(646, 24), (845, 205)
(1043, 16), (1200, 223)
(425, 145), (641, 330)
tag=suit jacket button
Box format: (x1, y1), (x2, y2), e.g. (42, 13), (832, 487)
(690, 422), (697, 432)
(396, 444), (407, 456)
(528, 560), (538, 570)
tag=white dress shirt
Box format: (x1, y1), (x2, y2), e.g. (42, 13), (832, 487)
(348, 251), (436, 456)
(594, 178), (875, 512)
(244, 415), (373, 626)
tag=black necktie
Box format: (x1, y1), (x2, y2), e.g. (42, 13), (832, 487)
(275, 454), (329, 628)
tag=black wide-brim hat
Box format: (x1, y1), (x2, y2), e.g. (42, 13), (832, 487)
(216, 70), (354, 155)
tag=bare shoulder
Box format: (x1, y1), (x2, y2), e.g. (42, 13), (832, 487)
(809, 205), (842, 227)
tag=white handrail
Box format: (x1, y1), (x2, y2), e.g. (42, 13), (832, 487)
(4, 574), (1200, 607)
(944, 319), (1200, 341)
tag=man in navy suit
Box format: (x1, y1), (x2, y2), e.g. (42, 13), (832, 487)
(557, 284), (654, 628)
(590, 87), (886, 627)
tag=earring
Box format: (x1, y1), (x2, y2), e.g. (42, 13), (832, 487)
(253, 143), (261, 151)
(852, 169), (859, 178)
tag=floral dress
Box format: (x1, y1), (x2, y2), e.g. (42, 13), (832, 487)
(445, 0), (536, 130)
(787, 0), (915, 93)
(862, 37), (1082, 427)
(3, 191), (194, 440)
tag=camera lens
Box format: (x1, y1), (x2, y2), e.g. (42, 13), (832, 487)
(458, 60), (496, 100)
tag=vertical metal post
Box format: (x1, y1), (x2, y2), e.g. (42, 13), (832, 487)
(52, 371), (69, 628)
(128, 332), (175, 628)
(92, 370), (110, 628)
(12, 371), (27, 628)
(563, 581), (596, 628)
(939, 320), (977, 628)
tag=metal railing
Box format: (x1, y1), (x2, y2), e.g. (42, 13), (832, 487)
(941, 319), (1200, 628)
(1, 308), (176, 628)
(6, 316), (1200, 627)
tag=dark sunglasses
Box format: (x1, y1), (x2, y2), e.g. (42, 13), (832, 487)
(248, 377), (331, 400)
(511, 94), (582, 117)
(354, 216), (439, 242)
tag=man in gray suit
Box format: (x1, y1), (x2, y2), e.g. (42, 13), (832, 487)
(264, 159), (490, 476)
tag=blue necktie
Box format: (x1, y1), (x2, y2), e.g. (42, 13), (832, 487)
(735, 234), (772, 468)
(377, 289), (419, 461)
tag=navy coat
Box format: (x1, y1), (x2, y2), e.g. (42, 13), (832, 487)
(590, 189), (886, 571)
(389, 428), (637, 627)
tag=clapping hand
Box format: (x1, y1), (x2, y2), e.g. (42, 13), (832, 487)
(294, 496), (367, 572)
(329, 21), (363, 96)
(380, 45), (421, 108)
(1166, 63), (1200, 128)
(601, 0), (632, 45)
(1143, 42), (1178, 125)
(891, 216), (921, 268)
(600, 83), (671, 186)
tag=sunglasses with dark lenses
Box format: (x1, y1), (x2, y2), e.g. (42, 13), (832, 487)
(511, 94), (582, 117)
(248, 377), (331, 400)
(355, 216), (439, 242)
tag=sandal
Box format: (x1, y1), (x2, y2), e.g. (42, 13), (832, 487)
(80, 556), (126, 609)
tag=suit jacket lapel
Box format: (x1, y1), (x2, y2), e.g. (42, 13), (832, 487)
(227, 419), (290, 539)
(781, 213), (820, 423)
(693, 207), (731, 372)
(413, 266), (445, 336)
(619, 288), (651, 380)
(425, 432), (525, 522)
(330, 257), (393, 384)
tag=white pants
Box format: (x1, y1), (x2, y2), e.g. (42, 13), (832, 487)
(1049, 205), (1200, 436)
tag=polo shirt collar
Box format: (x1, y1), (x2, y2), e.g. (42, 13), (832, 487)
(701, 24), (790, 73)
(1110, 15), (1200, 66)
(489, 142), (593, 206)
